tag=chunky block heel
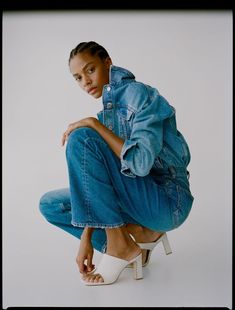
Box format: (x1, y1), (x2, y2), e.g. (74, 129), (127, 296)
(138, 233), (172, 267)
(133, 252), (143, 279)
(161, 233), (172, 255)
(127, 233), (172, 268)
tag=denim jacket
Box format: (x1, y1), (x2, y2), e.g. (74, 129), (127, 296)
(97, 65), (191, 181)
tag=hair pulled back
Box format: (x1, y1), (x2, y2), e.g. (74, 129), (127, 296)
(69, 41), (110, 64)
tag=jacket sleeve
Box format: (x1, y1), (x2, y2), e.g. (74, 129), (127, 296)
(120, 91), (175, 178)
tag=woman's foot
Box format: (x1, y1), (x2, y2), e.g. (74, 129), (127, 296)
(82, 226), (141, 284)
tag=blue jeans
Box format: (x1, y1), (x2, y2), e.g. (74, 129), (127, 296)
(39, 128), (193, 252)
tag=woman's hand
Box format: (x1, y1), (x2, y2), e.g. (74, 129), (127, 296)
(76, 228), (95, 275)
(61, 117), (96, 146)
(76, 237), (95, 275)
(62, 116), (124, 158)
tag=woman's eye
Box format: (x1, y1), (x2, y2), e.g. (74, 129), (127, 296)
(87, 67), (95, 74)
(75, 76), (81, 81)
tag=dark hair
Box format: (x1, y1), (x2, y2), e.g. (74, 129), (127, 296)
(69, 41), (110, 64)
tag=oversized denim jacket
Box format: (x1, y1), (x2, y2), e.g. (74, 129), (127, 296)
(97, 65), (191, 181)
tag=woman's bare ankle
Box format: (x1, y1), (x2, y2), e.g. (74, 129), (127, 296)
(105, 227), (141, 261)
(126, 224), (162, 243)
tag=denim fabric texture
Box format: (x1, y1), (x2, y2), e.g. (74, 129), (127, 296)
(39, 65), (194, 253)
(98, 65), (191, 178)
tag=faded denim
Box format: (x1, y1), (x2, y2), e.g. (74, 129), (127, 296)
(39, 65), (194, 253)
(98, 65), (191, 178)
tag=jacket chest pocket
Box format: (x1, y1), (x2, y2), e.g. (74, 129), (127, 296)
(117, 108), (134, 139)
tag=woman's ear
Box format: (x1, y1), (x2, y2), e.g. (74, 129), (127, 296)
(105, 57), (112, 68)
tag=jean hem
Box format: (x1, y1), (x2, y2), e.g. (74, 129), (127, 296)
(71, 221), (125, 229)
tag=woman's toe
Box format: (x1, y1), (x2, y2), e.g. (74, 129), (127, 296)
(95, 274), (103, 283)
(98, 275), (104, 283)
(84, 273), (104, 283)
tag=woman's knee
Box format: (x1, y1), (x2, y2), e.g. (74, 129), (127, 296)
(39, 191), (54, 217)
(39, 188), (70, 217)
(68, 127), (98, 145)
(66, 127), (101, 157)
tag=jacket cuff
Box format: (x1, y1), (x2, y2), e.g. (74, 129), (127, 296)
(120, 140), (137, 178)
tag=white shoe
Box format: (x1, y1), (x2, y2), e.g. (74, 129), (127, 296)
(81, 252), (143, 286)
(127, 233), (172, 268)
(138, 233), (172, 266)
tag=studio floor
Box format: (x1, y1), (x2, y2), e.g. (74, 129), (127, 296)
(3, 219), (232, 308)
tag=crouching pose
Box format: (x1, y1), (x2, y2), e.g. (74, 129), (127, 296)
(39, 41), (194, 286)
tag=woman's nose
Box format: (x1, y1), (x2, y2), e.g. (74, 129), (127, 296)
(83, 76), (92, 88)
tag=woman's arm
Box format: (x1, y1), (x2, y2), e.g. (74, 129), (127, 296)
(77, 227), (95, 274)
(62, 117), (124, 158)
(82, 226), (95, 239)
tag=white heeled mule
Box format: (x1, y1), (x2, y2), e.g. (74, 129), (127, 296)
(81, 252), (143, 286)
(127, 233), (172, 268)
(139, 233), (172, 266)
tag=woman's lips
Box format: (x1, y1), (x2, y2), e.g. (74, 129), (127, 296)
(88, 87), (97, 94)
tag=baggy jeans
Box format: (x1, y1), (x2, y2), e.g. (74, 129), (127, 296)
(39, 128), (193, 252)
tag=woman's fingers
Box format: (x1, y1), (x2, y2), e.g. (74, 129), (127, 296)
(61, 123), (77, 146)
(76, 254), (94, 274)
(87, 255), (94, 272)
(61, 133), (66, 146)
(77, 257), (86, 274)
(78, 260), (94, 275)
(61, 134), (66, 146)
(61, 130), (71, 146)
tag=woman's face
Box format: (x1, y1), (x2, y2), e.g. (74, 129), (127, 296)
(69, 52), (112, 99)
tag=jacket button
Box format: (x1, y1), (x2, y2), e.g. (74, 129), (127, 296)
(107, 86), (111, 92)
(107, 102), (112, 109)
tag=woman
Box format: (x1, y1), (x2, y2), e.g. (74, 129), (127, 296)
(39, 41), (194, 286)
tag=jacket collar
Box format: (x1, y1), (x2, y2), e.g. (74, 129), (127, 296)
(109, 65), (135, 85)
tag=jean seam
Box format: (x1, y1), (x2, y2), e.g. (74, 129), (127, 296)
(83, 137), (92, 222)
(80, 135), (123, 227)
(82, 134), (108, 222)
(173, 185), (181, 227)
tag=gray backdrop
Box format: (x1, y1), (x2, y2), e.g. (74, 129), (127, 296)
(3, 11), (232, 308)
